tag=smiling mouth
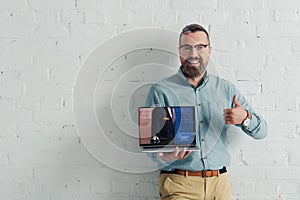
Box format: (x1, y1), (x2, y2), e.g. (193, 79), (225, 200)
(187, 60), (200, 65)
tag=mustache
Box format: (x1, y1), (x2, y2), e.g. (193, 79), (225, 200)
(185, 57), (203, 63)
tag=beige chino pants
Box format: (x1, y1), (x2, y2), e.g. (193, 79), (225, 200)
(159, 172), (232, 200)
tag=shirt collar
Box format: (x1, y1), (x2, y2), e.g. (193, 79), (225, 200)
(176, 67), (209, 88)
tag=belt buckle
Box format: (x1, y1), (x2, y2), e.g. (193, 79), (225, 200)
(202, 170), (213, 178)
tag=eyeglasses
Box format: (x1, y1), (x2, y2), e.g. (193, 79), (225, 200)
(179, 43), (210, 54)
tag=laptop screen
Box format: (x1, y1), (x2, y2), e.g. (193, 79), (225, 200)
(138, 106), (196, 148)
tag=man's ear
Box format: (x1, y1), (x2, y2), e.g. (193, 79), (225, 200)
(208, 45), (212, 55)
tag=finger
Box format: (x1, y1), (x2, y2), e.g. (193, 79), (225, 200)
(182, 151), (192, 159)
(158, 152), (164, 157)
(224, 109), (234, 115)
(233, 95), (242, 107)
(177, 147), (187, 159)
(173, 147), (179, 158)
(225, 119), (234, 124)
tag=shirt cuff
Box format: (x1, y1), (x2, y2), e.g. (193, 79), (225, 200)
(242, 114), (260, 135)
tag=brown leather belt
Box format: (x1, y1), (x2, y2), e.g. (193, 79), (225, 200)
(161, 166), (227, 178)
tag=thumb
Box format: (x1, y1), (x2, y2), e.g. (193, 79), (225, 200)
(233, 95), (242, 107)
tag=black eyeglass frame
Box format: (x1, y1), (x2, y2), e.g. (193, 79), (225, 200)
(179, 43), (210, 52)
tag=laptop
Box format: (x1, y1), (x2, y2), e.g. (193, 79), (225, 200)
(138, 106), (200, 152)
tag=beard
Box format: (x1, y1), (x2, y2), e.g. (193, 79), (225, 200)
(180, 57), (206, 79)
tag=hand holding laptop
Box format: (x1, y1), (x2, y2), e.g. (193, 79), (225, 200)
(158, 147), (192, 162)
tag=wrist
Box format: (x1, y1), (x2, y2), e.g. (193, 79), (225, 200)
(242, 110), (252, 127)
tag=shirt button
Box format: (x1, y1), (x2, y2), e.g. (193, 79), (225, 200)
(200, 120), (204, 123)
(201, 139), (204, 142)
(198, 103), (201, 106)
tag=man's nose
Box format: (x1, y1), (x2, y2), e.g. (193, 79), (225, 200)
(191, 47), (198, 57)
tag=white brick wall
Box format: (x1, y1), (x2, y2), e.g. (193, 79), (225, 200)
(1, 0), (300, 199)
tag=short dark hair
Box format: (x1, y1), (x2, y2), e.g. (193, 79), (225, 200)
(179, 24), (210, 44)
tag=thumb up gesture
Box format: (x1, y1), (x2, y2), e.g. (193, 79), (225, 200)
(224, 95), (247, 125)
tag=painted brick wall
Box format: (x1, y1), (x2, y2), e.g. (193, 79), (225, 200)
(1, 0), (300, 199)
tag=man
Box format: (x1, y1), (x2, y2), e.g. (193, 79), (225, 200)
(145, 24), (268, 200)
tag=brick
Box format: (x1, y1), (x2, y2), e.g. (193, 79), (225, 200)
(0, 23), (36, 38)
(260, 69), (284, 94)
(249, 9), (273, 25)
(70, 24), (115, 39)
(231, 181), (254, 196)
(84, 10), (105, 24)
(229, 167), (265, 181)
(236, 80), (259, 95)
(75, 0), (103, 9)
(137, 181), (158, 196)
(252, 94), (275, 110)
(24, 83), (72, 98)
(9, 146), (94, 166)
(36, 10), (60, 25)
(0, 11), (12, 24)
(212, 38), (244, 53)
(255, 181), (278, 195)
(266, 137), (300, 152)
(257, 22), (300, 37)
(218, 0), (264, 9)
(123, 0), (170, 10)
(32, 110), (73, 124)
(237, 69), (260, 81)
(0, 152), (9, 166)
(10, 9), (36, 24)
(177, 10), (201, 23)
(292, 39), (300, 51)
(245, 37), (291, 54)
(29, 0), (75, 9)
(0, 98), (17, 111)
(275, 95), (297, 111)
(102, 0), (123, 11)
(33, 24), (69, 38)
(289, 152), (300, 166)
(0, 84), (23, 99)
(153, 10), (177, 25)
(9, 39), (58, 55)
(17, 96), (39, 109)
(39, 95), (63, 110)
(0, 180), (17, 194)
(218, 53), (264, 69)
(0, 124), (17, 138)
(284, 67), (300, 81)
(242, 151), (289, 167)
(130, 11), (154, 25)
(265, 167), (300, 180)
(0, 39), (9, 55)
(207, 65), (235, 82)
(0, 0), (27, 9)
(48, 68), (77, 86)
(1, 110), (34, 126)
(61, 10), (85, 24)
(112, 177), (134, 193)
(201, 10), (227, 25)
(210, 22), (256, 39)
(264, 0), (300, 9)
(278, 181), (300, 194)
(20, 69), (48, 83)
(275, 9), (297, 22)
(268, 121), (297, 138)
(55, 38), (94, 55)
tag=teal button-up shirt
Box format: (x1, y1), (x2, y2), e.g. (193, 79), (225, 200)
(145, 69), (268, 171)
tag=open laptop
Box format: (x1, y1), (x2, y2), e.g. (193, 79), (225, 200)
(138, 106), (200, 152)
